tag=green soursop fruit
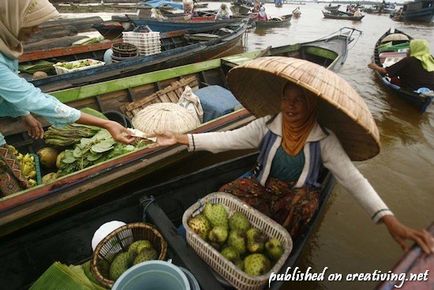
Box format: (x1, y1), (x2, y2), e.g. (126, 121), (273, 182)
(109, 252), (131, 280)
(203, 202), (228, 228)
(188, 214), (211, 240)
(229, 211), (250, 233)
(128, 240), (153, 260)
(133, 248), (158, 265)
(221, 246), (240, 262)
(244, 253), (271, 276)
(246, 228), (267, 253)
(265, 238), (284, 261)
(227, 230), (246, 255)
(208, 225), (228, 244)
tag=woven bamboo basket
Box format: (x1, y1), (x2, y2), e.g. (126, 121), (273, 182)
(90, 222), (167, 288)
(120, 75), (199, 119)
(182, 193), (293, 290)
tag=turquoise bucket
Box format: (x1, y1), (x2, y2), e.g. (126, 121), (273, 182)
(112, 261), (190, 290)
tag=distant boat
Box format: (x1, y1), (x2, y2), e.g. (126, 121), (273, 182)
(392, 0), (434, 22)
(255, 14), (292, 27)
(322, 10), (365, 21)
(372, 28), (433, 112)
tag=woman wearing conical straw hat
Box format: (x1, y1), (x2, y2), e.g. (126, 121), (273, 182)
(0, 0), (134, 195)
(155, 57), (434, 253)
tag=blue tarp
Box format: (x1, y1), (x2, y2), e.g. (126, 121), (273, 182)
(139, 0), (184, 10)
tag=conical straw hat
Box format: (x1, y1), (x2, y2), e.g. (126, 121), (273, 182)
(227, 57), (380, 161)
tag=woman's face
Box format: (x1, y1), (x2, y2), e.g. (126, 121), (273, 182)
(18, 26), (39, 41)
(281, 85), (308, 121)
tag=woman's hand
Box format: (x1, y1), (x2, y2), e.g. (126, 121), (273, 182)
(105, 121), (135, 144)
(154, 132), (188, 147)
(382, 215), (434, 254)
(22, 114), (44, 139)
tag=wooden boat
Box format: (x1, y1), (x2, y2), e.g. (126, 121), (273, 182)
(255, 14), (292, 28)
(372, 28), (433, 112)
(53, 2), (143, 13)
(376, 222), (434, 290)
(19, 39), (119, 63)
(0, 153), (335, 289)
(322, 10), (365, 21)
(130, 16), (242, 33)
(27, 21), (249, 92)
(0, 27), (357, 240)
(392, 0), (434, 22)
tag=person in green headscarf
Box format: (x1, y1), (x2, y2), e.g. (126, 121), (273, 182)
(368, 39), (434, 90)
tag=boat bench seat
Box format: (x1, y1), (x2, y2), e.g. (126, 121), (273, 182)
(379, 51), (407, 66)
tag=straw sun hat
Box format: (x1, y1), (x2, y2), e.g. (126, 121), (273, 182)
(227, 57), (380, 161)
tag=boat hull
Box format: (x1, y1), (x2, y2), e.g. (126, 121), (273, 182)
(373, 29), (433, 112)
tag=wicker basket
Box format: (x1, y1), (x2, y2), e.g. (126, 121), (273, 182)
(120, 75), (199, 119)
(90, 222), (168, 288)
(182, 193), (293, 290)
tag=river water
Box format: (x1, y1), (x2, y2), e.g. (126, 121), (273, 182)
(220, 3), (434, 290)
(67, 4), (433, 289)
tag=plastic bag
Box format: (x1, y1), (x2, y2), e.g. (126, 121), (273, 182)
(177, 86), (204, 123)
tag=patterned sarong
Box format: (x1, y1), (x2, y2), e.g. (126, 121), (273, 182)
(0, 145), (28, 196)
(219, 177), (320, 238)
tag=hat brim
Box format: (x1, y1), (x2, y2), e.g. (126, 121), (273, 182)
(227, 57), (380, 161)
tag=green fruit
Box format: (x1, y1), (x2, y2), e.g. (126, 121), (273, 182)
(203, 203), (228, 228)
(227, 231), (246, 255)
(244, 254), (271, 276)
(265, 238), (284, 261)
(128, 240), (153, 260)
(208, 225), (228, 244)
(229, 212), (250, 233)
(133, 248), (158, 265)
(109, 252), (131, 281)
(246, 228), (266, 253)
(221, 247), (240, 262)
(188, 214), (211, 240)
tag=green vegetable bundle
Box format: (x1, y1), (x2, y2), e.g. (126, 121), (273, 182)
(45, 124), (100, 147)
(57, 130), (139, 177)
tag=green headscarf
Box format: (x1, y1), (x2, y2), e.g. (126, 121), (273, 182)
(410, 39), (434, 72)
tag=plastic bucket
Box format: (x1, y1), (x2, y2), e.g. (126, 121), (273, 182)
(179, 267), (201, 290)
(112, 260), (190, 290)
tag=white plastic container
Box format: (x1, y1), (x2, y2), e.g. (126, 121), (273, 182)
(53, 59), (105, 75)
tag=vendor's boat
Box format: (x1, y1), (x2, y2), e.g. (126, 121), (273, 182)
(26, 21), (249, 92)
(255, 14), (292, 28)
(322, 10), (365, 21)
(372, 28), (433, 112)
(0, 28), (358, 244)
(0, 152), (335, 290)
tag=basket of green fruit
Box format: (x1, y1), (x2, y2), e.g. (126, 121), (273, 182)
(183, 192), (292, 290)
(91, 222), (168, 288)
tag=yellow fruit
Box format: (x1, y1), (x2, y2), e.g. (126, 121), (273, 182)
(37, 147), (59, 168)
(56, 151), (65, 168)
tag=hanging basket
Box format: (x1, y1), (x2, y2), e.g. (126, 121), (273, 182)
(90, 222), (167, 288)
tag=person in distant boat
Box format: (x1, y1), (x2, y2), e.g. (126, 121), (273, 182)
(183, 0), (196, 19)
(0, 0), (134, 195)
(353, 8), (363, 16)
(368, 39), (434, 91)
(257, 6), (268, 21)
(154, 57), (434, 254)
(215, 3), (232, 20)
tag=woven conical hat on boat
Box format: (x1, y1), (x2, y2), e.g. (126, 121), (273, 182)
(381, 33), (410, 43)
(227, 57), (380, 161)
